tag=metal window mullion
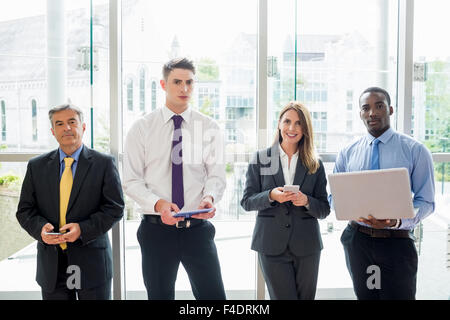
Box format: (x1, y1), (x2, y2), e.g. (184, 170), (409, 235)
(109, 0), (125, 301)
(256, 0), (268, 301)
(396, 0), (414, 135)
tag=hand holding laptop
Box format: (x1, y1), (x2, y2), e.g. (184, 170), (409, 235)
(358, 215), (398, 229)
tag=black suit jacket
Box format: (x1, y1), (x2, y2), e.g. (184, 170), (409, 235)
(16, 145), (124, 292)
(241, 145), (330, 256)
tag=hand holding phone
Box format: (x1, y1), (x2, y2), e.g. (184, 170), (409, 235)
(283, 185), (300, 193)
(41, 223), (65, 245)
(44, 231), (63, 235)
(270, 187), (297, 203)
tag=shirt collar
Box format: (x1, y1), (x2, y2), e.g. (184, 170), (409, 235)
(278, 143), (299, 159)
(366, 127), (395, 145)
(162, 105), (192, 125)
(59, 144), (83, 164)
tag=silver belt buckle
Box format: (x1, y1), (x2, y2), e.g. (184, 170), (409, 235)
(176, 220), (191, 228)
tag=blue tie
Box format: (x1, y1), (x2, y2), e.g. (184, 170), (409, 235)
(171, 115), (184, 210)
(370, 138), (380, 170)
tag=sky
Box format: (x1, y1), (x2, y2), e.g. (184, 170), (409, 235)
(0, 0), (448, 60)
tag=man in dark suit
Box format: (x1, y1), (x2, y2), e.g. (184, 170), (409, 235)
(16, 103), (124, 300)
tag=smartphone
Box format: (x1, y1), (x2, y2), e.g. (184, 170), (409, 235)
(44, 231), (63, 236)
(283, 185), (300, 193)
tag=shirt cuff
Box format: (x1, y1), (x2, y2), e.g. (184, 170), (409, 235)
(268, 192), (275, 203)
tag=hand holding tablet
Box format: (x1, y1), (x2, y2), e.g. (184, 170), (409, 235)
(172, 208), (213, 218)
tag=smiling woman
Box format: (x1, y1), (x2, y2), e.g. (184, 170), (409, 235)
(240, 100), (330, 300)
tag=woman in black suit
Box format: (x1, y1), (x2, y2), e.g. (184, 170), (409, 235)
(241, 101), (330, 300)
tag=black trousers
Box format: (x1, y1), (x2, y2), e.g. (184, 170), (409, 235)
(341, 224), (418, 300)
(258, 249), (321, 300)
(137, 218), (226, 300)
(41, 247), (111, 300)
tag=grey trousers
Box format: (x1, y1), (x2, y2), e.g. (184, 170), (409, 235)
(258, 249), (321, 300)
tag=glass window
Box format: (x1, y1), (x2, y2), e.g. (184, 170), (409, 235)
(0, 162), (38, 294)
(0, 0), (108, 153)
(0, 0), (109, 298)
(269, 0), (398, 153)
(139, 68), (145, 113)
(412, 0), (450, 299)
(151, 81), (157, 111)
(127, 78), (134, 111)
(413, 0), (450, 154)
(1, 101), (5, 142)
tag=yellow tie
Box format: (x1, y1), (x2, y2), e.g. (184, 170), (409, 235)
(59, 157), (74, 250)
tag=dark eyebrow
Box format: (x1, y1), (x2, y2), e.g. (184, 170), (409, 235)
(173, 78), (194, 82)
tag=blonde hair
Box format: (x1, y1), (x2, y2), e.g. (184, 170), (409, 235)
(274, 101), (320, 174)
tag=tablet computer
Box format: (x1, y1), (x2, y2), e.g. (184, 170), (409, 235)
(172, 208), (213, 218)
(328, 168), (415, 221)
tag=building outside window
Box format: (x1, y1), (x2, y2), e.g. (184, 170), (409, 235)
(31, 99), (37, 142)
(1, 100), (5, 141)
(139, 68), (145, 113)
(151, 81), (157, 111)
(127, 78), (133, 111)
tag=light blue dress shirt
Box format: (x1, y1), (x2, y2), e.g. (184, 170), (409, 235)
(330, 127), (435, 231)
(59, 144), (84, 180)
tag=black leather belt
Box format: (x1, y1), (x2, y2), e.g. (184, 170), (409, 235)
(143, 215), (204, 229)
(349, 221), (414, 239)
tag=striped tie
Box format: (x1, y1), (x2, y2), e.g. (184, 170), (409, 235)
(59, 157), (74, 250)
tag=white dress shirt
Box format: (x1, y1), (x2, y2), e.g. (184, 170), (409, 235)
(269, 144), (310, 209)
(123, 106), (226, 215)
(278, 144), (299, 185)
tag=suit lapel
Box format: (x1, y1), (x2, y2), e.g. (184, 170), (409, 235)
(48, 150), (61, 222)
(67, 146), (92, 215)
(269, 144), (285, 187)
(293, 156), (308, 188)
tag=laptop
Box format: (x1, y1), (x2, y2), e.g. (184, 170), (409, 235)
(328, 168), (415, 221)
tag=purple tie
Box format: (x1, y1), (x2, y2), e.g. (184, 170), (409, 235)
(171, 115), (184, 209)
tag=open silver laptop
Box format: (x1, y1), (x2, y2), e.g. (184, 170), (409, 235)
(328, 168), (415, 221)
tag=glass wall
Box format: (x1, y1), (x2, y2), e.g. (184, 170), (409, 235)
(0, 0), (449, 300)
(0, 0), (109, 298)
(412, 0), (450, 299)
(268, 0), (398, 153)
